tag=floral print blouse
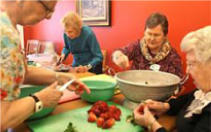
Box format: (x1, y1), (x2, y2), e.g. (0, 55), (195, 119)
(118, 39), (184, 78)
(0, 12), (25, 101)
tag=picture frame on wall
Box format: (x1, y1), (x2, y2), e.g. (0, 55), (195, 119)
(76, 0), (111, 26)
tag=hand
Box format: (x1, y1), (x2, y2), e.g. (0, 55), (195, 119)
(74, 65), (89, 73)
(60, 54), (65, 62)
(57, 72), (91, 95)
(145, 99), (169, 116)
(133, 104), (157, 127)
(67, 79), (91, 95)
(56, 54), (65, 66)
(35, 82), (63, 108)
(112, 51), (129, 69)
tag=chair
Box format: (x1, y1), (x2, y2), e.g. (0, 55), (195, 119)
(26, 40), (40, 55)
(101, 50), (110, 73)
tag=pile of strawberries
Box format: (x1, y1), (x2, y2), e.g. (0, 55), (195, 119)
(87, 101), (122, 129)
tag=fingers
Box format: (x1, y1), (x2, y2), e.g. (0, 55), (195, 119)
(67, 80), (91, 95)
(60, 54), (65, 62)
(74, 66), (88, 73)
(48, 81), (58, 89)
(115, 55), (129, 69)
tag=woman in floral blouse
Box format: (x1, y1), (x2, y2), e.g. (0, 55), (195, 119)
(0, 1), (90, 131)
(112, 13), (183, 78)
(133, 26), (211, 132)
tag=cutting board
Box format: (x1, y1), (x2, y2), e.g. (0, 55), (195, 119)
(28, 102), (143, 132)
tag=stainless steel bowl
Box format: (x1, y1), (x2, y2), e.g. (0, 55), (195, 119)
(115, 70), (181, 102)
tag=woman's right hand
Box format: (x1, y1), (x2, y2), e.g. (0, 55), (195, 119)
(112, 51), (129, 69)
(34, 82), (63, 108)
(145, 99), (170, 116)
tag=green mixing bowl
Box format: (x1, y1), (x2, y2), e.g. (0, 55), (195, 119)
(19, 85), (55, 121)
(81, 80), (117, 103)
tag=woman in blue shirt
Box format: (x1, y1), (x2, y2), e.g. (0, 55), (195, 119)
(60, 11), (103, 74)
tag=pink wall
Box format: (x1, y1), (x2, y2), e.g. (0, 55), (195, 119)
(24, 1), (211, 94)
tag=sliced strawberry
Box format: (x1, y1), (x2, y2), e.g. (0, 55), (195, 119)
(97, 117), (105, 127)
(88, 112), (97, 123)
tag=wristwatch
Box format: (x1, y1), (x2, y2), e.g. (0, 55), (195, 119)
(30, 95), (43, 113)
(87, 64), (92, 69)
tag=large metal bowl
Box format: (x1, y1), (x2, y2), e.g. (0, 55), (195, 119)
(115, 70), (181, 102)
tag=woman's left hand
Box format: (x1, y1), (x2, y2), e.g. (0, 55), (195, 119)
(133, 104), (157, 127)
(74, 65), (89, 73)
(57, 72), (91, 95)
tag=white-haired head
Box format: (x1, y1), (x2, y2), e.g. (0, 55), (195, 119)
(181, 26), (211, 64)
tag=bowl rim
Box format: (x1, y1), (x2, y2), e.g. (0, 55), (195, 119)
(115, 70), (181, 87)
(82, 80), (117, 90)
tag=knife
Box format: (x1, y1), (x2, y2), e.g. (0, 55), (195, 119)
(59, 79), (75, 91)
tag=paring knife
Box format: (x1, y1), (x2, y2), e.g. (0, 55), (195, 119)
(59, 79), (75, 91)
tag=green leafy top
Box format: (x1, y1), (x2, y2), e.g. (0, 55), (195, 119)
(64, 122), (78, 132)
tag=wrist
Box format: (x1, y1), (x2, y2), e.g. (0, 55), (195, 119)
(147, 119), (156, 132)
(86, 64), (92, 70)
(163, 103), (170, 111)
(30, 95), (43, 113)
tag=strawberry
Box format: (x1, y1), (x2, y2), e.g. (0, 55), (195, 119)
(88, 112), (97, 123)
(102, 118), (115, 129)
(138, 105), (145, 115)
(104, 111), (111, 120)
(109, 105), (117, 112)
(113, 114), (120, 121)
(114, 108), (121, 116)
(97, 117), (105, 127)
(94, 109), (101, 117)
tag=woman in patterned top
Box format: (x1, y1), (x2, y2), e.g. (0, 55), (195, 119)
(133, 26), (211, 132)
(112, 12), (183, 78)
(0, 1), (90, 131)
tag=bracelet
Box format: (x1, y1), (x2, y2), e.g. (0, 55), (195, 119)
(55, 72), (59, 82)
(147, 119), (156, 132)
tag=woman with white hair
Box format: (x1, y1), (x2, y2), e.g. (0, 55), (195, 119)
(59, 11), (103, 74)
(133, 26), (211, 132)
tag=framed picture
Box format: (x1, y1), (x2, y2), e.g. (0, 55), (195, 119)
(76, 0), (111, 26)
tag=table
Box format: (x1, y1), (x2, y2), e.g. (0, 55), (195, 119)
(9, 73), (176, 132)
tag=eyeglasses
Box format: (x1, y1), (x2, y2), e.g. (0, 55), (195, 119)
(186, 61), (198, 70)
(145, 32), (163, 39)
(38, 0), (55, 18)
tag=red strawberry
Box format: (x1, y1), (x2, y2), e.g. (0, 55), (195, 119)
(88, 112), (97, 123)
(102, 118), (115, 129)
(138, 105), (145, 114)
(97, 117), (105, 127)
(114, 108), (121, 116)
(104, 112), (111, 120)
(94, 109), (101, 117)
(99, 113), (106, 119)
(109, 105), (117, 112)
(113, 114), (120, 121)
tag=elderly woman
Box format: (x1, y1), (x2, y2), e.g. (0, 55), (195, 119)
(60, 11), (103, 74)
(0, 1), (90, 131)
(133, 26), (211, 132)
(112, 13), (183, 78)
